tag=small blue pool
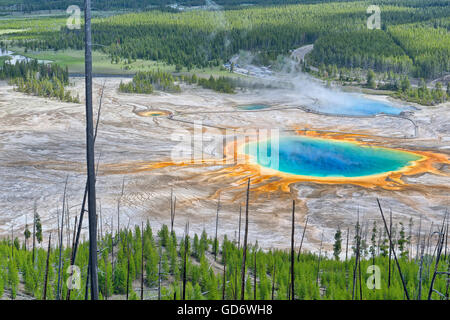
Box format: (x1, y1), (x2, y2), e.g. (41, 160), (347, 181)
(237, 104), (271, 111)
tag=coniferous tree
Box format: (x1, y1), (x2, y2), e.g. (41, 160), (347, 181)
(8, 257), (19, 299)
(24, 224), (31, 250)
(367, 70), (376, 89)
(397, 222), (408, 259)
(333, 228), (342, 261)
(35, 214), (43, 244)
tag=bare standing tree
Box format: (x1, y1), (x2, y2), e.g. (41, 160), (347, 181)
(290, 200), (295, 300)
(126, 235), (131, 300)
(271, 262), (276, 300)
(182, 222), (189, 300)
(388, 209), (393, 288)
(377, 199), (410, 300)
(222, 246), (227, 300)
(117, 177), (125, 242)
(170, 189), (177, 233)
(427, 212), (447, 300)
(444, 224), (449, 300)
(237, 205), (242, 250)
(297, 216), (308, 262)
(416, 215), (423, 261)
(66, 216), (78, 300)
(316, 233), (324, 288)
(417, 239), (425, 300)
(71, 82), (105, 267)
(141, 222), (145, 300)
(345, 227), (350, 261)
(352, 211), (361, 300)
(57, 175), (69, 300)
(43, 233), (52, 300)
(84, 0), (99, 300)
(32, 201), (37, 264)
(158, 252), (162, 300)
(111, 215), (114, 272)
(214, 196), (220, 261)
(253, 247), (257, 300)
(240, 179), (250, 300)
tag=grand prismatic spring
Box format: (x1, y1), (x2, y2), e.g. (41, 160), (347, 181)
(242, 136), (423, 178)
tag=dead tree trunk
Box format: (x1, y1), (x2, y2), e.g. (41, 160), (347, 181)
(85, 254), (91, 299)
(71, 142), (103, 273)
(352, 212), (361, 300)
(32, 202), (37, 265)
(57, 176), (69, 300)
(240, 179), (250, 300)
(141, 222), (145, 300)
(388, 209), (392, 288)
(158, 254), (162, 300)
(358, 244), (363, 300)
(416, 215), (422, 261)
(271, 263), (276, 300)
(111, 215), (114, 272)
(297, 216), (308, 262)
(182, 222), (189, 300)
(445, 224), (449, 300)
(66, 198), (71, 249)
(253, 248), (257, 300)
(316, 233), (324, 288)
(377, 199), (410, 300)
(222, 245), (226, 300)
(104, 253), (108, 300)
(24, 216), (28, 252)
(290, 200), (295, 300)
(71, 217), (78, 254)
(214, 197), (220, 261)
(84, 0), (99, 300)
(427, 214), (447, 300)
(444, 223), (448, 259)
(345, 227), (349, 261)
(117, 178), (125, 243)
(66, 216), (78, 300)
(426, 222), (434, 259)
(126, 240), (130, 300)
(43, 233), (52, 300)
(417, 240), (425, 300)
(238, 205), (242, 250)
(234, 261), (238, 300)
(170, 189), (177, 234)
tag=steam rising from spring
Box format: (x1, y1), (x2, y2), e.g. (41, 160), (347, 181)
(231, 51), (406, 116)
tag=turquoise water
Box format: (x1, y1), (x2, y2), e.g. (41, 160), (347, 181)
(237, 104), (271, 110)
(236, 98), (405, 115)
(314, 96), (408, 116)
(244, 136), (421, 178)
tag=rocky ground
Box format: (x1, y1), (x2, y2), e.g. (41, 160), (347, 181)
(0, 76), (449, 254)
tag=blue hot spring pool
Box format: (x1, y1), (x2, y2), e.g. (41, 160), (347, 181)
(243, 136), (422, 178)
(237, 104), (271, 111)
(313, 95), (409, 116)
